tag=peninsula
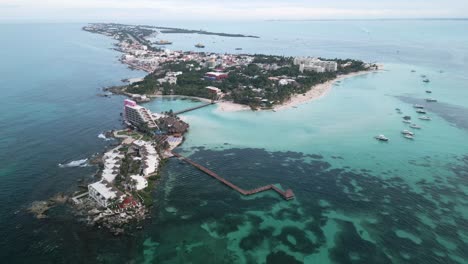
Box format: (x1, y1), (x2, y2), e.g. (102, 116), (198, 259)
(48, 23), (381, 234)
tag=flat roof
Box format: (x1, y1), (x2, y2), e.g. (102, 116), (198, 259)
(89, 180), (118, 200)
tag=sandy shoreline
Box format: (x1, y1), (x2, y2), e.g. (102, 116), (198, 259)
(125, 69), (379, 113)
(216, 69), (379, 112)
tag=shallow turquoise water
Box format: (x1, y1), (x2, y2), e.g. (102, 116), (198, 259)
(1, 21), (468, 263)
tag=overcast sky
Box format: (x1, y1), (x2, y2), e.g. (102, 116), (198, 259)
(1, 0), (467, 22)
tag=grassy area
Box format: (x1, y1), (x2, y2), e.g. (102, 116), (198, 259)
(117, 130), (141, 139)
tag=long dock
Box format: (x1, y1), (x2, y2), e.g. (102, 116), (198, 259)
(172, 152), (295, 200)
(174, 102), (214, 115)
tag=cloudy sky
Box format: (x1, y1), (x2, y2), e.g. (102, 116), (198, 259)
(1, 0), (467, 21)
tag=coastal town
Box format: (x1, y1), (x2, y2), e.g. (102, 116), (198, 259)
(84, 23), (378, 110)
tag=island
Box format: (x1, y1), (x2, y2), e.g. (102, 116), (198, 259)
(28, 23), (379, 234)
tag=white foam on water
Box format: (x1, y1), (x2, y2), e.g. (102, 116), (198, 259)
(98, 133), (113, 141)
(58, 159), (88, 168)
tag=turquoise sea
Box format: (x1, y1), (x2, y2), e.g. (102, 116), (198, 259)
(0, 21), (467, 263)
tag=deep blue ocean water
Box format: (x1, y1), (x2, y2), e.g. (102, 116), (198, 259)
(0, 21), (467, 263)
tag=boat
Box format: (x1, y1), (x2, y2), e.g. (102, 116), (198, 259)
(426, 98), (437, 102)
(419, 116), (432, 121)
(401, 130), (415, 136)
(403, 120), (412, 124)
(416, 109), (427, 114)
(195, 43), (205, 48)
(422, 79), (430, 83)
(404, 134), (414, 140)
(420, 75), (427, 78)
(154, 40), (172, 45)
(235, 48), (243, 50)
(403, 115), (412, 120)
(413, 104), (424, 109)
(410, 124), (421, 129)
(375, 135), (389, 141)
(426, 90), (432, 93)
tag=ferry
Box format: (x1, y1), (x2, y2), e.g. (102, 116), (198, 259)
(426, 98), (437, 102)
(375, 135), (389, 142)
(410, 124), (421, 129)
(419, 116), (432, 121)
(154, 40), (173, 45)
(195, 43), (205, 48)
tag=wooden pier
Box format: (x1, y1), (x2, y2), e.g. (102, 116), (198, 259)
(172, 152), (295, 200)
(174, 102), (214, 115)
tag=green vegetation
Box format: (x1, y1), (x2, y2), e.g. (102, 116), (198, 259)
(127, 55), (369, 108)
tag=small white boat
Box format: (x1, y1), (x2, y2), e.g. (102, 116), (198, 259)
(413, 104), (425, 109)
(416, 109), (427, 114)
(404, 134), (414, 140)
(401, 130), (415, 136)
(402, 120), (411, 124)
(419, 116), (432, 121)
(375, 135), (389, 141)
(410, 124), (421, 129)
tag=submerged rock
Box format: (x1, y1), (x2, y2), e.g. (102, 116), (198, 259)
(28, 201), (52, 219)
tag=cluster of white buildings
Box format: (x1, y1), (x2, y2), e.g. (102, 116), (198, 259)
(124, 99), (158, 129)
(132, 140), (160, 176)
(101, 147), (125, 182)
(294, 57), (338, 73)
(88, 147), (126, 208)
(87, 138), (161, 208)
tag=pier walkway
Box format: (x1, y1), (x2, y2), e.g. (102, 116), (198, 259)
(174, 102), (214, 115)
(172, 152), (295, 200)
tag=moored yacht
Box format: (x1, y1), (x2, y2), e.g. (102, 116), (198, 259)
(416, 109), (427, 114)
(419, 116), (432, 121)
(413, 104), (424, 109)
(401, 130), (415, 136)
(410, 124), (421, 129)
(375, 135), (389, 141)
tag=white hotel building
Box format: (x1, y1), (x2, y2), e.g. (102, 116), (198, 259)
(123, 99), (158, 129)
(294, 57), (338, 73)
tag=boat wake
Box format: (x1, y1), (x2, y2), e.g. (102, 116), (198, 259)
(58, 159), (88, 168)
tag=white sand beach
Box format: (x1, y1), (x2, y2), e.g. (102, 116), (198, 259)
(217, 69), (379, 112)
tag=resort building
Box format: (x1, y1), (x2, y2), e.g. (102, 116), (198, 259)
(124, 99), (158, 129)
(206, 86), (222, 95)
(130, 175), (148, 190)
(294, 57), (338, 73)
(101, 147), (125, 183)
(88, 180), (124, 208)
